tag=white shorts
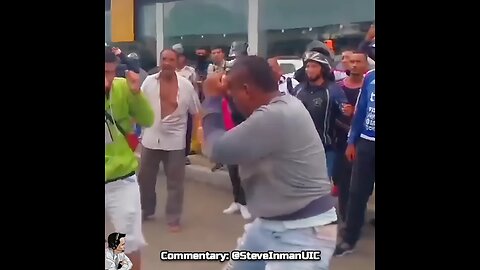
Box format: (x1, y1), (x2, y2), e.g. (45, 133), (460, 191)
(105, 175), (146, 253)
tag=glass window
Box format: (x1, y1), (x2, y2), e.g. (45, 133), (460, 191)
(135, 3), (158, 71)
(163, 0), (248, 62)
(106, 2), (158, 72)
(258, 0), (375, 59)
(105, 11), (111, 43)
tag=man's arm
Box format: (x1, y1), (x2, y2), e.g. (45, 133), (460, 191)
(187, 82), (201, 115)
(127, 79), (154, 127)
(357, 25), (375, 59)
(189, 68), (199, 93)
(202, 97), (282, 165)
(347, 78), (369, 145)
(120, 254), (133, 270)
(292, 83), (304, 97)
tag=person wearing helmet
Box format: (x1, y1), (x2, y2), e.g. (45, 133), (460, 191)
(127, 52), (148, 84)
(294, 40), (335, 83)
(107, 47), (141, 78)
(122, 52), (148, 142)
(293, 51), (353, 180)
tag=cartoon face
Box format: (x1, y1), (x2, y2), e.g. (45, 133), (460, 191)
(115, 237), (126, 252)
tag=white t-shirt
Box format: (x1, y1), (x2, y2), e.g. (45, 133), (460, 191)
(176, 66), (197, 85)
(141, 72), (201, 151)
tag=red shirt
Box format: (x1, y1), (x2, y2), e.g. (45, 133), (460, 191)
(222, 97), (235, 131)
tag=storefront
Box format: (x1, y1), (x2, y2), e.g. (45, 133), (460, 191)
(106, 0), (374, 70)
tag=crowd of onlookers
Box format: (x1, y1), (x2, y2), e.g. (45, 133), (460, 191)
(105, 23), (375, 270)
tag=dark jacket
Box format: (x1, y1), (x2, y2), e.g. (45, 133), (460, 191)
(294, 81), (348, 150)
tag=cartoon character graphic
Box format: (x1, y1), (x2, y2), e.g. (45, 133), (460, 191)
(105, 232), (132, 270)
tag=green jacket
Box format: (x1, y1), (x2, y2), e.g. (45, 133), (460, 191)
(105, 78), (154, 182)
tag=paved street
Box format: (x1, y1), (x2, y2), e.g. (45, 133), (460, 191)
(106, 169), (375, 270)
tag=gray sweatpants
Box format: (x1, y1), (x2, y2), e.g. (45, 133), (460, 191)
(137, 146), (186, 224)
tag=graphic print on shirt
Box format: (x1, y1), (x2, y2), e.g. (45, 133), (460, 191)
(313, 97), (323, 107)
(365, 79), (375, 131)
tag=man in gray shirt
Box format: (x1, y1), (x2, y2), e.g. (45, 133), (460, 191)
(202, 56), (337, 270)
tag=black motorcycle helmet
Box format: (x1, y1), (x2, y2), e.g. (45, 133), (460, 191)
(294, 40), (336, 83)
(305, 40), (334, 65)
(303, 51), (335, 82)
(127, 52), (139, 60)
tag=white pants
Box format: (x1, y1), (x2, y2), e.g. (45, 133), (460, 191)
(105, 175), (146, 253)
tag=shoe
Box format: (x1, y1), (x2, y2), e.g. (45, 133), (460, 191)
(331, 185), (339, 197)
(333, 242), (354, 257)
(185, 157), (191, 165)
(370, 218), (375, 227)
(239, 204), (252, 220)
(223, 202), (240, 214)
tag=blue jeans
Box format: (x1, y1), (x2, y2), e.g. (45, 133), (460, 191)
(224, 218), (337, 270)
(325, 150), (336, 178)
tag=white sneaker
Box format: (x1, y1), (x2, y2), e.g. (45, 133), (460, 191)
(239, 204), (252, 220)
(223, 202), (240, 214)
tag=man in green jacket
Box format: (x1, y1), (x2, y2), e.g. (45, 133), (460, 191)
(105, 48), (154, 270)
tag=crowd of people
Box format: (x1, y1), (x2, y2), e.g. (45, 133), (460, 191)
(105, 24), (375, 270)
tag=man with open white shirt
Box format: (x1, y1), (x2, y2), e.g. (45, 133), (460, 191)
(138, 49), (201, 232)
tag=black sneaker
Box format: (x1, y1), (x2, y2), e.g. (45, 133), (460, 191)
(334, 242), (354, 257)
